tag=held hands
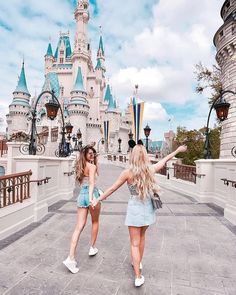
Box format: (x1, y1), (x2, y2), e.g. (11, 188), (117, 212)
(90, 198), (99, 209)
(176, 145), (187, 154)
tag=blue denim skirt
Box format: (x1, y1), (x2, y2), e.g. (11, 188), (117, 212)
(125, 196), (156, 227)
(77, 185), (100, 208)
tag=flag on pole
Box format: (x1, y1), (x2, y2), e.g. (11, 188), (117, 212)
(130, 101), (145, 143)
(103, 120), (110, 143)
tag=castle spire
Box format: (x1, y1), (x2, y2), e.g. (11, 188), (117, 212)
(45, 42), (53, 56)
(14, 61), (30, 95)
(96, 33), (106, 71)
(98, 35), (104, 56)
(104, 84), (111, 102)
(73, 66), (85, 92)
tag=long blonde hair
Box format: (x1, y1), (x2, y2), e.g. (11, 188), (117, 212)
(75, 145), (97, 184)
(129, 144), (157, 199)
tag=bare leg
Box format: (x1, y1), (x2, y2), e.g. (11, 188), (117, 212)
(89, 202), (101, 247)
(140, 226), (149, 263)
(128, 226), (142, 278)
(69, 208), (88, 259)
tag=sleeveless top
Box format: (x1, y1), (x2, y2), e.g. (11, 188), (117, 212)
(127, 183), (139, 196)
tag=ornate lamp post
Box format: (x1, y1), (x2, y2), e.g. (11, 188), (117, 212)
(65, 122), (73, 141)
(128, 129), (134, 140)
(65, 122), (74, 155)
(72, 129), (82, 151)
(97, 138), (105, 153)
(204, 90), (232, 159)
(25, 90), (69, 157)
(144, 124), (151, 152)
(77, 128), (82, 151)
(118, 138), (122, 153)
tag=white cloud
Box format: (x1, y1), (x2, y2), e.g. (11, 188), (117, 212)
(0, 0), (225, 138)
(144, 102), (168, 122)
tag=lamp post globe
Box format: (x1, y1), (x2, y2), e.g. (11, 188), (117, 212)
(214, 97), (230, 122)
(144, 124), (151, 152)
(65, 122), (73, 135)
(118, 138), (122, 153)
(204, 90), (232, 159)
(45, 100), (60, 120)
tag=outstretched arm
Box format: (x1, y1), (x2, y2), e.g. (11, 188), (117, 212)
(91, 170), (129, 207)
(153, 145), (187, 173)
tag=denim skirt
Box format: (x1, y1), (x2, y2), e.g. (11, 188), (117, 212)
(77, 185), (100, 208)
(125, 196), (156, 227)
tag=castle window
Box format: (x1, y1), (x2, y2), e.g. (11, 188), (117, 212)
(60, 50), (64, 55)
(220, 30), (224, 37)
(226, 1), (230, 8)
(60, 86), (64, 96)
(60, 58), (64, 63)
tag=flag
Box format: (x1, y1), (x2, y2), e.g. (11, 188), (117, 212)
(103, 120), (110, 143)
(130, 101), (145, 143)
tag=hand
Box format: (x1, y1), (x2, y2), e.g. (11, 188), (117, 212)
(91, 198), (99, 209)
(176, 145), (187, 153)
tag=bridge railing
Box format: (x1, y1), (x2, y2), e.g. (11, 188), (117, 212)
(0, 170), (32, 208)
(173, 163), (196, 183)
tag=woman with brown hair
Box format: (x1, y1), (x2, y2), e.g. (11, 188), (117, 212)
(63, 145), (101, 273)
(92, 144), (187, 287)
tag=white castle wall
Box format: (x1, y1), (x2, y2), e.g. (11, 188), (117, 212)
(214, 0), (236, 158)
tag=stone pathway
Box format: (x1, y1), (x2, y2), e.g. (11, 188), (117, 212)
(0, 164), (236, 295)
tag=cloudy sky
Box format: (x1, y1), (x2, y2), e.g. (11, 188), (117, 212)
(0, 0), (223, 139)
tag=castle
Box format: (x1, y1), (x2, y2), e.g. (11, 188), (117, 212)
(6, 0), (131, 154)
(214, 0), (236, 158)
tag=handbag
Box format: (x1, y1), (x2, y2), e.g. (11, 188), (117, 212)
(151, 192), (163, 210)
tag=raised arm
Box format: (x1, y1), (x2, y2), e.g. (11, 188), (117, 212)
(91, 170), (129, 207)
(153, 145), (187, 173)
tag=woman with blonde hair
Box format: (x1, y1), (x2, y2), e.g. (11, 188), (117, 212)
(63, 145), (102, 273)
(92, 144), (187, 287)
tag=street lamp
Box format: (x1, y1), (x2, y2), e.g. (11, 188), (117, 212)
(72, 129), (82, 151)
(65, 122), (73, 141)
(204, 90), (231, 159)
(64, 122), (74, 155)
(118, 138), (122, 153)
(144, 124), (151, 152)
(26, 90), (69, 157)
(97, 138), (105, 153)
(128, 129), (134, 140)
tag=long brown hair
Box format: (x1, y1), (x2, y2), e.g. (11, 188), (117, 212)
(75, 145), (98, 184)
(129, 145), (158, 199)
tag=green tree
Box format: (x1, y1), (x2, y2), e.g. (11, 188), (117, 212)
(174, 127), (204, 165)
(208, 127), (221, 159)
(195, 62), (222, 105)
(173, 126), (221, 165)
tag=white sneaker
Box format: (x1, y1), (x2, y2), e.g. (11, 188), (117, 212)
(135, 275), (145, 287)
(132, 262), (143, 270)
(63, 256), (79, 274)
(88, 246), (98, 256)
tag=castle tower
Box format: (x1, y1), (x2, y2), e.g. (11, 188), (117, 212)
(214, 0), (236, 158)
(7, 62), (31, 135)
(44, 42), (54, 74)
(72, 0), (91, 86)
(67, 66), (89, 144)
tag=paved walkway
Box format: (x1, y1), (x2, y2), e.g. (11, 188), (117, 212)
(0, 164), (236, 295)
